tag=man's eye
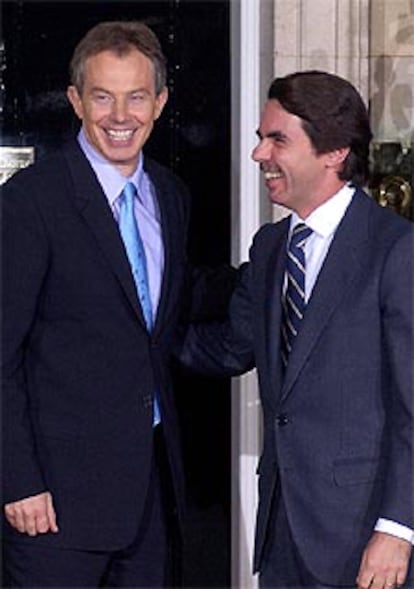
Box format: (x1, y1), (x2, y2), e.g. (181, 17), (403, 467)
(271, 135), (287, 146)
(94, 94), (111, 103)
(130, 93), (146, 102)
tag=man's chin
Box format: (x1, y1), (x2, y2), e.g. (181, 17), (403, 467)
(267, 189), (288, 207)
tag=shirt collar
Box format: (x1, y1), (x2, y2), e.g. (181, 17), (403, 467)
(77, 128), (145, 208)
(290, 183), (355, 239)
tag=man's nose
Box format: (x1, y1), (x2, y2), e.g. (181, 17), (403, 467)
(251, 139), (270, 162)
(112, 100), (128, 122)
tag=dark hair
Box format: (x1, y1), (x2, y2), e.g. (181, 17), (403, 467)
(268, 70), (372, 186)
(70, 21), (167, 95)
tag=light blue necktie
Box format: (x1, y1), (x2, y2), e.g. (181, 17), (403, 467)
(281, 223), (313, 367)
(118, 181), (161, 426)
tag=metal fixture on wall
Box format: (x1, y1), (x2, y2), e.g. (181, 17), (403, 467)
(0, 146), (34, 185)
(370, 141), (413, 220)
(0, 29), (35, 185)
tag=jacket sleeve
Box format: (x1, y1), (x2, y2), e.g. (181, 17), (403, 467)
(2, 179), (49, 503)
(177, 257), (255, 378)
(379, 228), (414, 530)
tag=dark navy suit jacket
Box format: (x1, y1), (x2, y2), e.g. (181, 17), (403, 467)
(2, 140), (191, 550)
(181, 189), (414, 585)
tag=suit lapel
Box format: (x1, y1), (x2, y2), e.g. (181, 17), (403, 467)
(264, 219), (289, 400)
(281, 190), (371, 400)
(63, 141), (148, 326)
(146, 167), (173, 335)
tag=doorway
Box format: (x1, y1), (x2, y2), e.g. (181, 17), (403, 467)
(1, 1), (232, 585)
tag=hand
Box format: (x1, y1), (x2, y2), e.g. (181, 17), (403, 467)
(357, 531), (412, 589)
(4, 491), (59, 536)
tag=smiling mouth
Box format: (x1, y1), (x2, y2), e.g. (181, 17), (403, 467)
(106, 129), (135, 141)
(264, 171), (283, 180)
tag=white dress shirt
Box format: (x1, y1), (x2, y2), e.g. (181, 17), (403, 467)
(287, 183), (414, 545)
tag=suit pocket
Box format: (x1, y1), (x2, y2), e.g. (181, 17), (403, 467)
(333, 456), (385, 486)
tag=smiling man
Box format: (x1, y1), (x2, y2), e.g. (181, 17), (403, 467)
(2, 21), (191, 587)
(180, 70), (414, 588)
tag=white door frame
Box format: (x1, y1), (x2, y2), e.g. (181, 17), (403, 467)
(230, 1), (273, 586)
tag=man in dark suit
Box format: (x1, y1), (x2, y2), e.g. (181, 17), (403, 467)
(180, 71), (413, 588)
(2, 20), (200, 587)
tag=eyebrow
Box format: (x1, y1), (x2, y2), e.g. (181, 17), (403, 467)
(90, 87), (151, 95)
(90, 86), (111, 93)
(256, 129), (288, 142)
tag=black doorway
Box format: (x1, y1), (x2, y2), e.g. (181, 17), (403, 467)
(1, 1), (232, 586)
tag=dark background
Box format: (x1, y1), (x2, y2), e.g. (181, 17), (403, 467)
(1, 1), (232, 585)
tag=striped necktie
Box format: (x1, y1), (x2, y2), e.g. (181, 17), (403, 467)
(281, 223), (313, 367)
(118, 182), (161, 426)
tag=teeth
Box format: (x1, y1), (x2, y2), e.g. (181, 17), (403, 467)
(264, 171), (283, 180)
(107, 129), (134, 140)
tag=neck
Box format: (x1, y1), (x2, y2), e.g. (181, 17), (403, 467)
(296, 181), (348, 219)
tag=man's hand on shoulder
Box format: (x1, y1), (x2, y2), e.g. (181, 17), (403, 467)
(357, 531), (412, 589)
(4, 491), (59, 536)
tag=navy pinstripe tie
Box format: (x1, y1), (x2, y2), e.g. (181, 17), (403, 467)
(281, 223), (313, 367)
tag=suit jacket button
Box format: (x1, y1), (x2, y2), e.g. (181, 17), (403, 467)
(276, 413), (289, 427)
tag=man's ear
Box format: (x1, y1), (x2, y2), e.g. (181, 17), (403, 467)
(325, 146), (350, 170)
(154, 86), (168, 120)
(66, 85), (84, 120)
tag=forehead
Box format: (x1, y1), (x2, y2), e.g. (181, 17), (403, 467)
(259, 99), (305, 136)
(83, 49), (155, 84)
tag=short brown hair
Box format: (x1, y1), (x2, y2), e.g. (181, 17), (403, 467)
(268, 70), (373, 187)
(69, 20), (167, 95)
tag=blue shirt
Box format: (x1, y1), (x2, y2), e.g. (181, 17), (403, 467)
(77, 129), (164, 317)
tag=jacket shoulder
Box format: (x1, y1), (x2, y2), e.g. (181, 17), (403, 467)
(144, 156), (191, 224)
(250, 216), (290, 253)
(2, 141), (79, 198)
(144, 157), (190, 197)
(356, 187), (413, 238)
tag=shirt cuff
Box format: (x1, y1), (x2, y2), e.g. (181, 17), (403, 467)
(375, 518), (414, 545)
